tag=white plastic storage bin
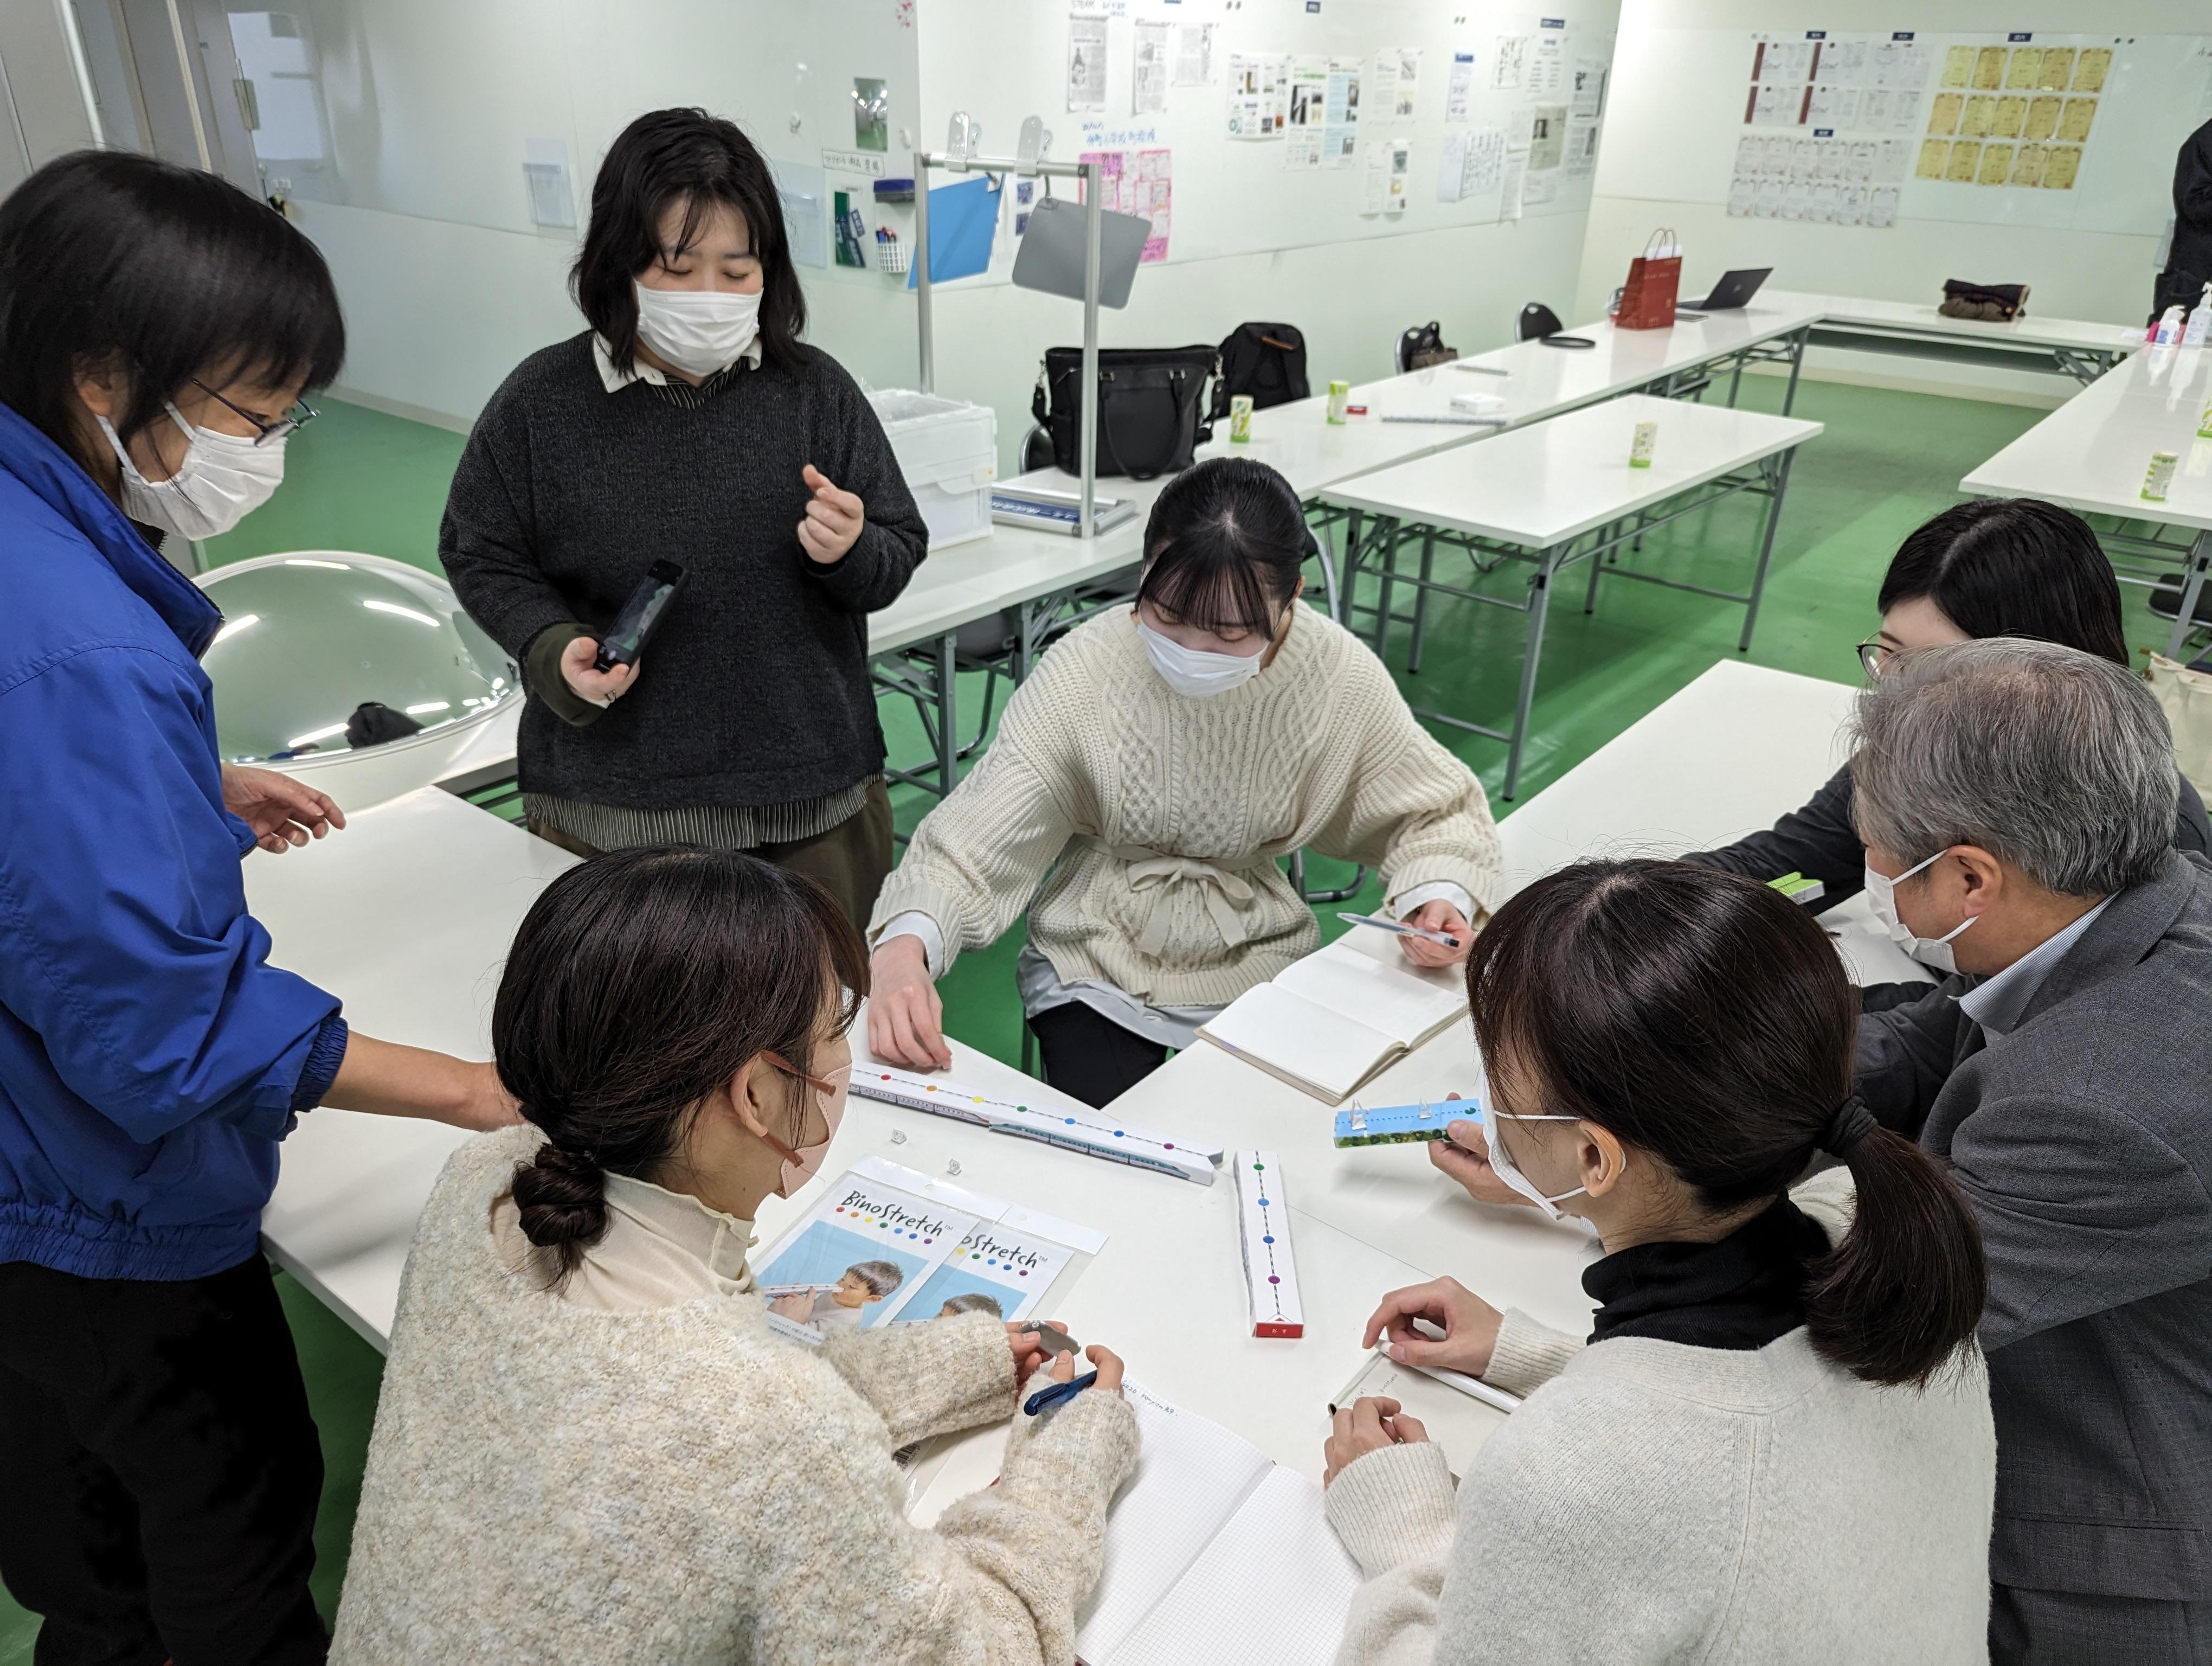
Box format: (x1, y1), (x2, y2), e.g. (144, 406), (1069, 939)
(869, 389), (997, 550)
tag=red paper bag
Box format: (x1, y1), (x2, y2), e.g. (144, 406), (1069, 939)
(1617, 227), (1682, 331)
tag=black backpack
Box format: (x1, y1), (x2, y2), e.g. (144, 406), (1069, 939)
(1216, 322), (1309, 411)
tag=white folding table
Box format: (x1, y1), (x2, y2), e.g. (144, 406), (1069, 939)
(244, 786), (1432, 1478)
(1802, 293), (2139, 387)
(1317, 395), (1824, 798)
(1961, 344), (2212, 659)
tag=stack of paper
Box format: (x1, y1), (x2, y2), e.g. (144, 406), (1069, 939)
(906, 1384), (1362, 1666)
(1198, 937), (1468, 1104)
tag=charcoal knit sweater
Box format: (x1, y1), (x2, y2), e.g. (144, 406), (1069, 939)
(440, 334), (928, 810)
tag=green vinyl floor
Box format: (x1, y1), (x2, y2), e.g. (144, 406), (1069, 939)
(0, 371), (2187, 1654)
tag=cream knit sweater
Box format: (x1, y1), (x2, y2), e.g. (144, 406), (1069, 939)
(1324, 1297), (1996, 1664)
(329, 1127), (1140, 1665)
(869, 604), (1502, 1006)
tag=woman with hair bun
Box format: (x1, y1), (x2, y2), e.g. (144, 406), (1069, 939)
(1328, 860), (1995, 1665)
(331, 848), (1136, 1663)
(868, 454), (1503, 1107)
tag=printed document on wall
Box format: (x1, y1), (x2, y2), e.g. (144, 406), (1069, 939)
(1494, 35), (1528, 91)
(1360, 137), (1411, 215)
(1285, 56), (1326, 168)
(1068, 14), (1108, 113)
(1373, 48), (1420, 120)
(1446, 52), (1475, 122)
(1227, 53), (1290, 139)
(1133, 21), (1169, 116)
(1172, 22), (1216, 87)
(1527, 36), (1565, 99)
(1571, 58), (1606, 120)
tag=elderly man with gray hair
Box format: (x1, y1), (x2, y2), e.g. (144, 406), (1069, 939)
(1849, 637), (2212, 1665)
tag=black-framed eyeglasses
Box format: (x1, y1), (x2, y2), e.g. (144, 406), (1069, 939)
(189, 377), (317, 446)
(1855, 636), (1893, 681)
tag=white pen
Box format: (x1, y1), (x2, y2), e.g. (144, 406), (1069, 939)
(1453, 362), (1513, 375)
(1380, 414), (1507, 427)
(1338, 910), (1460, 947)
(1404, 1358), (1523, 1415)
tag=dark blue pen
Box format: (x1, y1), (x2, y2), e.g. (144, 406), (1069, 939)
(1024, 1369), (1099, 1416)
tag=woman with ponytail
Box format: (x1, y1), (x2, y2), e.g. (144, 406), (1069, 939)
(1323, 860), (1995, 1666)
(329, 848), (1136, 1663)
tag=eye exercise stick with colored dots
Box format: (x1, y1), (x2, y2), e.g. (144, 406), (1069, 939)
(1332, 1100), (1465, 1148)
(1235, 1151), (1303, 1337)
(849, 1065), (1223, 1185)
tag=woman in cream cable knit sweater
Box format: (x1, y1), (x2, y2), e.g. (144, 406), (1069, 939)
(869, 457), (1502, 1106)
(1323, 861), (1997, 1665)
(330, 849), (1138, 1664)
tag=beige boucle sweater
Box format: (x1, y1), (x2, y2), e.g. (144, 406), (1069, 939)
(869, 604), (1502, 1005)
(1324, 1182), (1997, 1665)
(329, 1127), (1140, 1665)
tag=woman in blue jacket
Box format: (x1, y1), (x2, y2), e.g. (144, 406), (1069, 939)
(0, 153), (516, 1665)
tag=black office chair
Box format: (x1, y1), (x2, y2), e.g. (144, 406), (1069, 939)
(1393, 321), (1457, 373)
(1515, 302), (1564, 341)
(1020, 424), (1055, 472)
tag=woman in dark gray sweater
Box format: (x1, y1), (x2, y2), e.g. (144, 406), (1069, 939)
(442, 108), (927, 926)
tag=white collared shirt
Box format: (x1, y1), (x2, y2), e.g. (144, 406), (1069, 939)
(591, 332), (761, 393)
(1956, 896), (2112, 1036)
(493, 1164), (758, 1312)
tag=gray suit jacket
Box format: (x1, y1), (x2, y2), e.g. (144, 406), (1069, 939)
(1856, 851), (2212, 1600)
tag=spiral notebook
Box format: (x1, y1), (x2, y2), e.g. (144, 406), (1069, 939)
(905, 1383), (1361, 1666)
(1197, 937), (1468, 1105)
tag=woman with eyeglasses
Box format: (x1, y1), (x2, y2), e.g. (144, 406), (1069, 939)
(331, 849), (1136, 1663)
(1683, 497), (2209, 1004)
(0, 152), (518, 1664)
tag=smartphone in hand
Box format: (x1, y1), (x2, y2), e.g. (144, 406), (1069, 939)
(593, 560), (686, 673)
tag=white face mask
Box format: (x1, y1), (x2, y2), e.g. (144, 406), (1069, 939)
(633, 281), (762, 379)
(1863, 850), (1976, 975)
(1137, 619), (1266, 699)
(1480, 1100), (1602, 1220)
(99, 403), (285, 541)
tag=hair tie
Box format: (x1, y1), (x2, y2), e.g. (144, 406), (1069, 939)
(1819, 1095), (1878, 1157)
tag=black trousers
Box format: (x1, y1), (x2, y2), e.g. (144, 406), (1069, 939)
(1030, 1001), (1171, 1108)
(0, 1254), (329, 1666)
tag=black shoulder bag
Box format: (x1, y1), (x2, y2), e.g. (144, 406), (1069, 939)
(1031, 345), (1221, 479)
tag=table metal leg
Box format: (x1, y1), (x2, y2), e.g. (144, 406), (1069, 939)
(2166, 530), (2212, 662)
(1584, 522), (1609, 613)
(1727, 355), (1746, 407)
(1781, 326), (1808, 415)
(935, 632), (959, 796)
(1503, 556), (1558, 802)
(1333, 507), (1365, 633)
(1373, 520), (1404, 657)
(1407, 530), (1436, 673)
(1738, 446), (1799, 652)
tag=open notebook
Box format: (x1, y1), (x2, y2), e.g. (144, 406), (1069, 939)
(1197, 937), (1468, 1104)
(906, 1383), (1362, 1666)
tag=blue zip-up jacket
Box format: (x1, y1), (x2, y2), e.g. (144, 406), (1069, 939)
(1, 401), (348, 1281)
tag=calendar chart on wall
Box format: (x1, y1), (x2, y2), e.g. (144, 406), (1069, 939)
(1720, 28), (2212, 236)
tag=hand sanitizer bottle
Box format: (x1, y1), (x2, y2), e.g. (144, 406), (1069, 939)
(2154, 304), (2185, 347)
(2184, 285), (2212, 349)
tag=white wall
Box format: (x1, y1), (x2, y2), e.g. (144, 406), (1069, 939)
(1577, 0), (2212, 405)
(255, 0), (1621, 466)
(915, 0), (1622, 471)
(257, 0), (928, 426)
